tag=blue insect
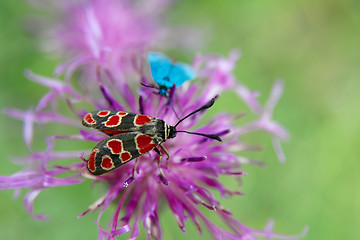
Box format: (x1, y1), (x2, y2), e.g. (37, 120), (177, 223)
(147, 52), (196, 96)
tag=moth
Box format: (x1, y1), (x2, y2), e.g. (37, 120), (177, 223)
(82, 98), (221, 178)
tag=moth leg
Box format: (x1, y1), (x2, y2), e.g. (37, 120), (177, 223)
(124, 158), (138, 188)
(142, 87), (158, 102)
(154, 148), (166, 179)
(159, 144), (171, 167)
(132, 158), (138, 178)
(158, 95), (180, 120)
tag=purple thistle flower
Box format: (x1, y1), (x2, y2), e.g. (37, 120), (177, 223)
(2, 52), (306, 239)
(1, 0), (306, 239)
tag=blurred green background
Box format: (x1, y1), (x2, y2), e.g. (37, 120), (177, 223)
(1, 0), (359, 239)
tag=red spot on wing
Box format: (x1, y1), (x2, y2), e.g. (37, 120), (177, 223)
(105, 115), (121, 127)
(87, 149), (98, 172)
(102, 130), (129, 136)
(117, 111), (128, 116)
(135, 115), (152, 126)
(136, 134), (158, 154)
(84, 113), (96, 125)
(136, 134), (152, 148)
(140, 143), (157, 154)
(97, 110), (110, 117)
(107, 139), (122, 154)
(101, 155), (114, 170)
(121, 152), (132, 162)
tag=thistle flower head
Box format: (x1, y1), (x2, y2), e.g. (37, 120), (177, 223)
(2, 53), (305, 239)
(1, 0), (307, 239)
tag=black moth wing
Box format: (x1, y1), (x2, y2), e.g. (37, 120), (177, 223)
(87, 132), (159, 175)
(82, 110), (157, 136)
(87, 132), (140, 175)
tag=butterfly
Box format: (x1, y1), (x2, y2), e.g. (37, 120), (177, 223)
(147, 52), (196, 96)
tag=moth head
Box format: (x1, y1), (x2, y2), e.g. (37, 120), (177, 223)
(168, 125), (177, 139)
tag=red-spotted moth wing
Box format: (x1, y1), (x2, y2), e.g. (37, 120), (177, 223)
(82, 110), (156, 136)
(86, 132), (159, 175)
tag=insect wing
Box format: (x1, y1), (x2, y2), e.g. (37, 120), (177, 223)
(87, 132), (159, 175)
(168, 62), (196, 87)
(148, 52), (195, 89)
(148, 52), (173, 88)
(82, 110), (155, 135)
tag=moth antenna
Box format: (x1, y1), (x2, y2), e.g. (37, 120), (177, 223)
(174, 98), (216, 128)
(176, 130), (222, 142)
(141, 82), (158, 89)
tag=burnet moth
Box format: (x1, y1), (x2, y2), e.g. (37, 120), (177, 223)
(82, 98), (221, 180)
(142, 52), (196, 119)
